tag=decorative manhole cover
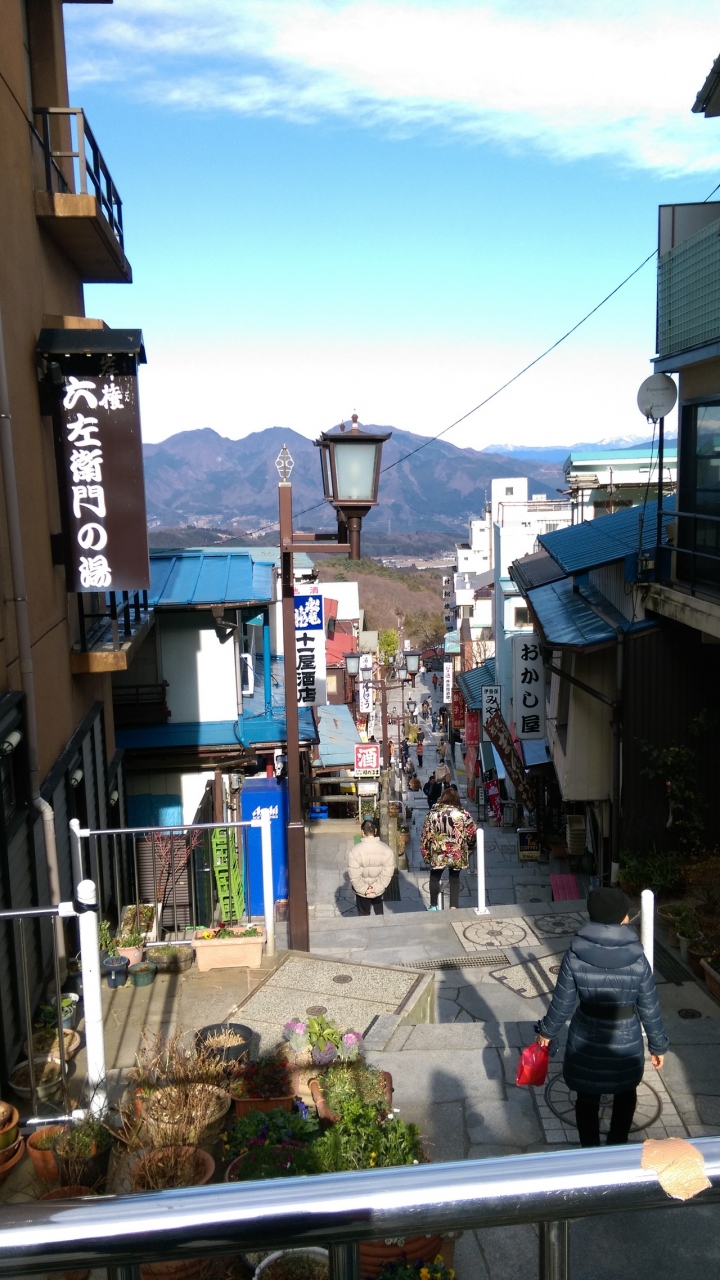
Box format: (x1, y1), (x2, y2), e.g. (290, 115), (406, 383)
(549, 965), (562, 974)
(462, 921), (532, 950)
(306, 1005), (327, 1015)
(545, 1074), (662, 1133)
(333, 975), (352, 984)
(678, 1008), (702, 1019)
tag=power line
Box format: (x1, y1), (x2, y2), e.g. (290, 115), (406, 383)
(292, 172), (720, 521)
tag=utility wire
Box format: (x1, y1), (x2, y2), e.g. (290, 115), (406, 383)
(290, 172), (720, 524)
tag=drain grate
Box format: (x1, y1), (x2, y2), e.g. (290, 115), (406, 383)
(385, 871), (401, 902)
(655, 941), (692, 986)
(398, 953), (510, 970)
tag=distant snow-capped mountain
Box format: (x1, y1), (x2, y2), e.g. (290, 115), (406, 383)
(482, 431), (677, 463)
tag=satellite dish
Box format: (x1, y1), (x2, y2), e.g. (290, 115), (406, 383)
(637, 374), (677, 421)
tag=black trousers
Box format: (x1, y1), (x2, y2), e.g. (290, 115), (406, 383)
(429, 868), (460, 907)
(356, 893), (384, 915)
(575, 1088), (637, 1147)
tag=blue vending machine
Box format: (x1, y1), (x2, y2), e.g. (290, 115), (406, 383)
(240, 777), (289, 917)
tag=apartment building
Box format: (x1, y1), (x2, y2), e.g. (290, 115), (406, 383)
(0, 0), (149, 1073)
(564, 444), (677, 522)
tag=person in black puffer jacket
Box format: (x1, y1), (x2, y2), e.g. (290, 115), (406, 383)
(536, 887), (669, 1147)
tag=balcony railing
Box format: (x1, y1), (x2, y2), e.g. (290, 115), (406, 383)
(32, 108), (124, 250)
(2, 1140), (720, 1278)
(76, 590), (151, 653)
(112, 681), (170, 727)
(661, 508), (720, 596)
(657, 216), (720, 359)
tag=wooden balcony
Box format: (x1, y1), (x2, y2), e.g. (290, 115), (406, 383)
(32, 109), (132, 284)
(70, 591), (153, 674)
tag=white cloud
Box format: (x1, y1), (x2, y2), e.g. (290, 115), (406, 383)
(66, 0), (720, 175)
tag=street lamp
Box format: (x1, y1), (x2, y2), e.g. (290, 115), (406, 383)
(344, 651), (361, 678)
(404, 650), (421, 679)
(315, 414), (391, 559)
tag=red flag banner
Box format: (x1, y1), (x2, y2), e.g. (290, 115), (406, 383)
(483, 708), (534, 808)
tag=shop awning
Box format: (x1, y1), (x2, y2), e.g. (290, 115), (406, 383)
(457, 658), (497, 710)
(527, 577), (657, 651)
(314, 704), (362, 768)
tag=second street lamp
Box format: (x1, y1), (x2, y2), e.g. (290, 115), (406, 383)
(315, 414), (391, 559)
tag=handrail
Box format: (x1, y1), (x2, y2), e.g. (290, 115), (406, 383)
(32, 107), (124, 249)
(1, 1142), (719, 1276)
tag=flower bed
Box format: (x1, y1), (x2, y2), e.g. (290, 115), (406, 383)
(193, 926), (265, 970)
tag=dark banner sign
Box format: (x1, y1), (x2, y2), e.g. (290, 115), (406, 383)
(483, 707), (534, 808)
(55, 370), (149, 592)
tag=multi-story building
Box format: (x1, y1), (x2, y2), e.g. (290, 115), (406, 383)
(0, 0), (152, 1068)
(564, 444), (677, 522)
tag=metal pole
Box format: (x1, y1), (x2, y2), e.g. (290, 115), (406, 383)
(51, 915), (71, 1115)
(69, 817), (84, 888)
(641, 888), (654, 972)
(18, 919), (38, 1118)
(539, 1220), (569, 1280)
(655, 416), (664, 575)
(260, 809), (275, 957)
(328, 1242), (360, 1280)
(474, 827), (489, 915)
(279, 481), (310, 951)
(76, 879), (107, 1117)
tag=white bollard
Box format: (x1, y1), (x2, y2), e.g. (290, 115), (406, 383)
(474, 827), (489, 915)
(641, 888), (654, 971)
(76, 879), (107, 1117)
(260, 808), (275, 957)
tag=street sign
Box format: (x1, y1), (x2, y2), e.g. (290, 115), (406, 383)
(358, 652), (373, 714)
(354, 743), (380, 777)
(512, 632), (545, 740)
(294, 593), (326, 707)
(443, 661), (453, 703)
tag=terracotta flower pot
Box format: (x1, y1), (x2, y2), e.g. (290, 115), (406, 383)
(117, 944), (143, 967)
(308, 1071), (393, 1124)
(701, 957), (720, 1000)
(231, 1094), (294, 1120)
(53, 1135), (112, 1191)
(0, 1135), (23, 1168)
(358, 1235), (444, 1279)
(130, 1146), (215, 1195)
(27, 1125), (67, 1182)
(0, 1137), (24, 1183)
(0, 1104), (19, 1151)
(688, 947), (714, 980)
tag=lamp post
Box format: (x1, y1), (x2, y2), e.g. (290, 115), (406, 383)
(278, 415), (391, 951)
(344, 650), (361, 723)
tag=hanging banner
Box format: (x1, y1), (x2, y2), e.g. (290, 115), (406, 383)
(294, 594), (327, 707)
(483, 707), (534, 807)
(452, 687), (465, 730)
(443, 661), (453, 703)
(465, 745), (478, 799)
(358, 652), (374, 715)
(54, 370), (149, 591)
(485, 776), (502, 825)
(465, 711), (479, 747)
(481, 685), (501, 742)
(512, 633), (545, 740)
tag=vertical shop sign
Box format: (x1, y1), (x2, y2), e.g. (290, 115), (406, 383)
(481, 685), (501, 742)
(443, 661), (453, 704)
(354, 743), (380, 776)
(483, 708), (535, 808)
(358, 652), (373, 715)
(512, 632), (545, 740)
(465, 711), (479, 747)
(452, 687), (465, 730)
(294, 594), (327, 706)
(55, 371), (149, 591)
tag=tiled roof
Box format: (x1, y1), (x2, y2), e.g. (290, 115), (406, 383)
(456, 658), (497, 710)
(538, 498), (675, 574)
(148, 550), (273, 606)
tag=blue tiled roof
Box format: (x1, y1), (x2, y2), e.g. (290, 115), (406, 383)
(538, 498), (675, 575)
(148, 550), (273, 606)
(456, 658), (497, 710)
(527, 577), (656, 650)
(115, 709), (317, 751)
(315, 704), (362, 768)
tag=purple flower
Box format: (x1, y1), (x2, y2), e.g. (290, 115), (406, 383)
(283, 1019), (307, 1037)
(338, 1029), (364, 1060)
(311, 1042), (338, 1066)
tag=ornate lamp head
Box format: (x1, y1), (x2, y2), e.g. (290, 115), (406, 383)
(275, 444), (295, 482)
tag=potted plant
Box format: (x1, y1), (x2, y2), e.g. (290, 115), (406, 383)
(9, 1057), (62, 1100)
(222, 1107), (319, 1172)
(129, 960), (157, 988)
(254, 1250), (328, 1280)
(196, 1023), (252, 1065)
(98, 919), (116, 969)
(25, 1027), (81, 1062)
(225, 1138), (318, 1182)
(0, 1103), (19, 1151)
(687, 937), (716, 980)
(103, 955), (130, 988)
(27, 1124), (67, 1182)
(53, 1116), (113, 1190)
(147, 944), (194, 974)
(675, 906), (702, 963)
(371, 1253), (457, 1280)
(229, 1054), (295, 1118)
(192, 924), (265, 971)
(117, 929), (144, 968)
(657, 903), (686, 949)
(40, 994), (79, 1030)
(309, 1060), (393, 1124)
(130, 1145), (215, 1192)
(143, 1082), (231, 1147)
(701, 955), (720, 1000)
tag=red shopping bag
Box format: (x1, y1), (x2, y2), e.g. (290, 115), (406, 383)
(516, 1042), (550, 1087)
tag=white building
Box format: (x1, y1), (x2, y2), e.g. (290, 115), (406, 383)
(564, 444), (677, 522)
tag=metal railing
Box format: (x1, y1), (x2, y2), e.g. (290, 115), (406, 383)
(112, 681), (170, 727)
(2, 1139), (720, 1278)
(76, 590), (150, 654)
(662, 507), (720, 596)
(71, 814), (275, 955)
(32, 108), (125, 250)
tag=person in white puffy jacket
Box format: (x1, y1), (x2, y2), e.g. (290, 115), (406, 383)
(348, 820), (395, 915)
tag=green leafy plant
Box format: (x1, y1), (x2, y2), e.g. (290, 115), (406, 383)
(119, 928), (143, 948)
(215, 927), (237, 939)
(223, 1108), (319, 1164)
(230, 1054), (293, 1100)
(312, 1097), (424, 1172)
(376, 1260), (455, 1280)
(619, 848), (685, 896)
(378, 629), (399, 667)
(226, 1139), (318, 1181)
(55, 1117), (112, 1158)
(98, 920), (115, 953)
(675, 906), (702, 941)
(320, 1062), (388, 1115)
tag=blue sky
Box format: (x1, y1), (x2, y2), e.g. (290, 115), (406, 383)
(64, 1), (720, 447)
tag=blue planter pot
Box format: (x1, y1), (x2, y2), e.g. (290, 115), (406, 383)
(103, 956), (129, 988)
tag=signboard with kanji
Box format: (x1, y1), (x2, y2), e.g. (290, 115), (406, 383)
(452, 687), (465, 730)
(512, 632), (545, 740)
(483, 707), (534, 808)
(481, 685), (501, 742)
(354, 743), (381, 777)
(294, 593), (326, 706)
(465, 711), (479, 747)
(443, 661), (453, 703)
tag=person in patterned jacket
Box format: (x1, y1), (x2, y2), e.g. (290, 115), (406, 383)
(420, 785), (476, 911)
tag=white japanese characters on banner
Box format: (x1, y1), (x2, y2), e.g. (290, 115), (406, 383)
(294, 593), (327, 706)
(481, 685), (501, 742)
(512, 632), (545, 740)
(358, 652), (373, 715)
(443, 661), (453, 704)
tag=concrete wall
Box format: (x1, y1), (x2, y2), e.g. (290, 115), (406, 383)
(160, 614), (238, 724)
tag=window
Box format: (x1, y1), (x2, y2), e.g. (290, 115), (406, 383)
(326, 672), (338, 695)
(0, 756), (15, 825)
(514, 607), (529, 626)
(505, 486), (514, 496)
(678, 400), (720, 587)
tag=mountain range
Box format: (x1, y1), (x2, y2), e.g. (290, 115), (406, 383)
(143, 426), (566, 535)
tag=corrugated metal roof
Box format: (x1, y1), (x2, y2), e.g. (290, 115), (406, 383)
(115, 708), (317, 750)
(148, 550), (273, 606)
(538, 498), (675, 574)
(528, 577), (656, 650)
(315, 703), (362, 768)
(457, 658), (497, 709)
(511, 551), (566, 594)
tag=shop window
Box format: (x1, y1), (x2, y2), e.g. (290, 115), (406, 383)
(514, 606), (529, 626)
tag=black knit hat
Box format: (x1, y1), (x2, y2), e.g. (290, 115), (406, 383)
(587, 887), (629, 925)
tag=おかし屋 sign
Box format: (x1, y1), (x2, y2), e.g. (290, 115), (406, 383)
(512, 633), (546, 740)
